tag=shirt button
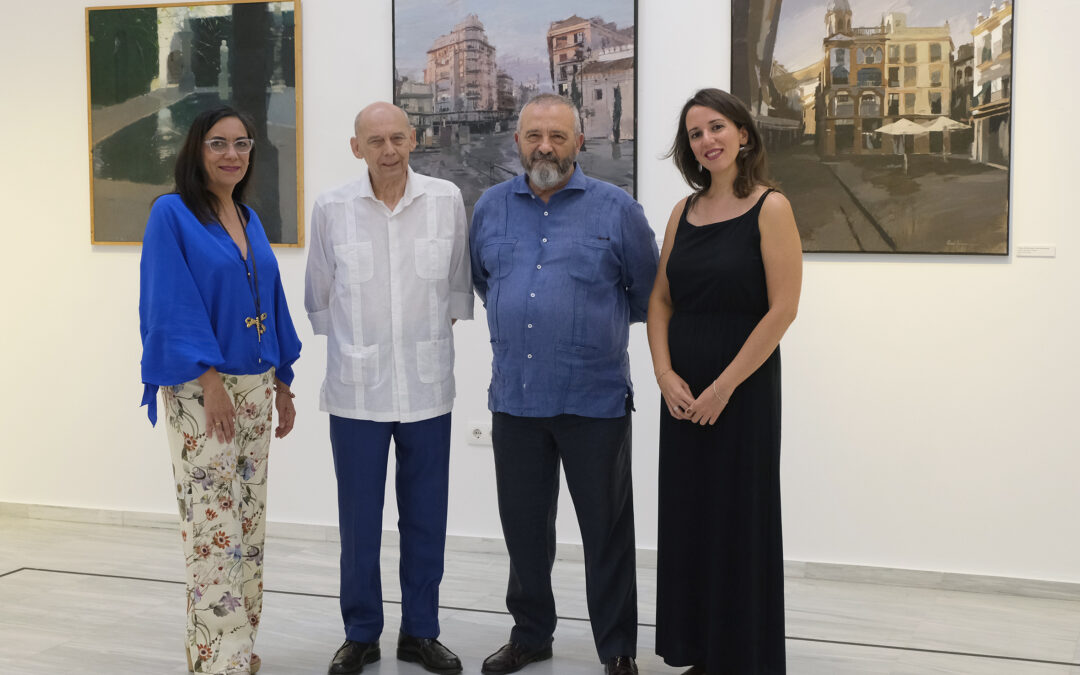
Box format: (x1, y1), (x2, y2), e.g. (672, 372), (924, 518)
(530, 292), (536, 298)
(527, 354), (533, 359)
(536, 264), (542, 270)
(542, 237), (548, 243)
(527, 323), (533, 328)
(543, 211), (549, 216)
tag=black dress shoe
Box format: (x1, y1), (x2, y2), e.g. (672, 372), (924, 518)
(481, 641), (553, 674)
(604, 656), (639, 675)
(328, 640), (381, 674)
(397, 633), (463, 674)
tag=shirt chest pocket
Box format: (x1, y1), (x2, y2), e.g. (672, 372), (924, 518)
(414, 237), (453, 280)
(334, 241), (374, 284)
(480, 238), (516, 280)
(568, 239), (616, 284)
(416, 337), (453, 383)
(340, 343), (380, 385)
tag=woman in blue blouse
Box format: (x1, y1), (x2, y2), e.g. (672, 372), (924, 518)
(139, 106), (301, 675)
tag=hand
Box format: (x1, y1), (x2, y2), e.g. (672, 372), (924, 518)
(201, 377), (236, 444)
(658, 371), (695, 420)
(686, 381), (731, 426)
(274, 386), (296, 438)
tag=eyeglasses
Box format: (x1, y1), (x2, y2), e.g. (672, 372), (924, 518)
(204, 138), (254, 154)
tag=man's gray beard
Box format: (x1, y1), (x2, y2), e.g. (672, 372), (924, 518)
(522, 153), (575, 190)
(527, 162), (565, 190)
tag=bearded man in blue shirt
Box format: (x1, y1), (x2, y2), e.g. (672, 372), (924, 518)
(471, 94), (659, 675)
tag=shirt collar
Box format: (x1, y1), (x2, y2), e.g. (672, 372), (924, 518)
(512, 163), (588, 197)
(358, 165), (424, 209)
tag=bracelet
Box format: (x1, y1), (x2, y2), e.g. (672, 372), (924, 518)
(655, 368), (672, 383)
(711, 381), (727, 403)
(274, 386), (295, 399)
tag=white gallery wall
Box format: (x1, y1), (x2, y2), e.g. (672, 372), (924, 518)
(1, 0), (1077, 583)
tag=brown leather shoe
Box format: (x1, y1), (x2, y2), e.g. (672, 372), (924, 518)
(604, 656), (638, 675)
(481, 641), (553, 674)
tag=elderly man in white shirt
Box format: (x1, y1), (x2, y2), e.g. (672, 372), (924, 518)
(305, 102), (472, 675)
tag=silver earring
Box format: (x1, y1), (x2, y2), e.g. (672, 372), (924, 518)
(698, 162), (703, 172)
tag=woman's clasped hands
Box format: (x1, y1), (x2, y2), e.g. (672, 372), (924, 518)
(658, 370), (730, 426)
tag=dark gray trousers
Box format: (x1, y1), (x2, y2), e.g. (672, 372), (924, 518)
(491, 410), (638, 661)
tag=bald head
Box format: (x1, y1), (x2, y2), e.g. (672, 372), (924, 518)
(350, 101), (416, 190)
(354, 101), (410, 136)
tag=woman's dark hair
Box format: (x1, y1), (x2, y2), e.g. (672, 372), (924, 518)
(666, 88), (771, 202)
(173, 105), (257, 224)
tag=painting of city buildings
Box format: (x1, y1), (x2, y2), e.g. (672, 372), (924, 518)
(732, 0), (1013, 254)
(87, 1), (302, 245)
(393, 0), (636, 216)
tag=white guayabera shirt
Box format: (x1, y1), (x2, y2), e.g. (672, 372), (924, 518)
(305, 168), (474, 422)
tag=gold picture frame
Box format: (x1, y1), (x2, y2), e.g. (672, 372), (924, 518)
(86, 0), (304, 246)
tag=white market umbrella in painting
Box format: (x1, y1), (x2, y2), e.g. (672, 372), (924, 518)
(922, 117), (969, 132)
(876, 118), (929, 173)
(922, 117), (971, 160)
(876, 118), (931, 135)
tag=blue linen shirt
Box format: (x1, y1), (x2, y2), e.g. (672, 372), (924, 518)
(470, 165), (658, 418)
(139, 194), (302, 424)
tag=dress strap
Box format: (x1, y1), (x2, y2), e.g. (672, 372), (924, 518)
(679, 195), (694, 225)
(747, 187), (776, 219)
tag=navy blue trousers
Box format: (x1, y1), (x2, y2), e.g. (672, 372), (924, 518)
(329, 413), (451, 643)
(492, 410), (638, 661)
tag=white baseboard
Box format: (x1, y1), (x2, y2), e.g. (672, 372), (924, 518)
(3, 501), (1078, 602)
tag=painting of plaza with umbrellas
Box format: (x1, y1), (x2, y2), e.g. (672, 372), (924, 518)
(732, 0), (1013, 254)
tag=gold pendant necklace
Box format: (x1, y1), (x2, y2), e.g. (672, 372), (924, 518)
(231, 202), (267, 342)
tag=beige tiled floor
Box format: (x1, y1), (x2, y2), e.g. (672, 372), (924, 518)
(1, 516), (1079, 674)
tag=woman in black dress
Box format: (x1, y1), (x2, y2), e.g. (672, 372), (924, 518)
(648, 88), (802, 674)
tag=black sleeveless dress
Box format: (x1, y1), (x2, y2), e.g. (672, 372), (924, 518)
(655, 189), (786, 673)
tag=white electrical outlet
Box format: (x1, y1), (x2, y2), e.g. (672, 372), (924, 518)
(467, 420), (493, 446)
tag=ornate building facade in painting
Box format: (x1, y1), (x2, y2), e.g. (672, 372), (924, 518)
(545, 15), (634, 141)
(817, 1), (953, 156)
(546, 15), (633, 97)
(424, 14), (498, 113)
(971, 1), (1013, 166)
(579, 45), (635, 140)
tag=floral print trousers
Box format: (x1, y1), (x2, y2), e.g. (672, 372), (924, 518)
(162, 369), (275, 674)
